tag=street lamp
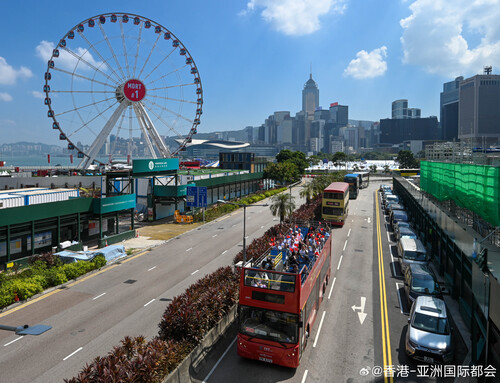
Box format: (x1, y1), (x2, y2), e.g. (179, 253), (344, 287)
(0, 323), (52, 335)
(218, 200), (268, 266)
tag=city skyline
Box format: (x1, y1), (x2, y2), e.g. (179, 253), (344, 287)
(1, 0), (499, 145)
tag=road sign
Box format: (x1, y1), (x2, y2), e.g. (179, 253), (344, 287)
(186, 186), (207, 208)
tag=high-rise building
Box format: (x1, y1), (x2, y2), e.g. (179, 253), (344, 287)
(302, 73), (319, 117)
(440, 76), (462, 141)
(408, 108), (421, 119)
(380, 117), (440, 144)
(329, 102), (348, 125)
(392, 99), (408, 119)
(458, 71), (500, 147)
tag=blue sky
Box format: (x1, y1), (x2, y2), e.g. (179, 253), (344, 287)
(1, 0), (499, 145)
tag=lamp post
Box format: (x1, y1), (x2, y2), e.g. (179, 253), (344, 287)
(218, 200), (268, 266)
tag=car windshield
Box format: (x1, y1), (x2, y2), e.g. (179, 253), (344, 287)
(412, 275), (440, 294)
(239, 306), (298, 344)
(405, 250), (427, 261)
(412, 312), (449, 335)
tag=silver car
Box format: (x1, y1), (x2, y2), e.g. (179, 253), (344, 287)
(405, 296), (454, 364)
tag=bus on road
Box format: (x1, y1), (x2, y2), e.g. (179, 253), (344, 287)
(392, 169), (420, 177)
(237, 223), (332, 368)
(344, 173), (361, 199)
(322, 182), (349, 226)
(355, 171), (370, 189)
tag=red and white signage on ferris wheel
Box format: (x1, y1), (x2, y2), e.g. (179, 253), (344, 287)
(124, 79), (146, 102)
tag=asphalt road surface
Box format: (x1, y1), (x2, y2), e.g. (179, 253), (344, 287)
(0, 180), (468, 383)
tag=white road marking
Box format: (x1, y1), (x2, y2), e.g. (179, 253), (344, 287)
(212, 234), (217, 238)
(4, 337), (22, 347)
(351, 297), (367, 325)
(92, 292), (106, 300)
(301, 370), (309, 383)
(367, 217), (371, 223)
(144, 299), (155, 307)
(396, 282), (405, 314)
(337, 255), (343, 270)
(232, 224), (237, 227)
(202, 337), (237, 383)
(191, 269), (199, 275)
(186, 247), (192, 252)
(343, 240), (348, 251)
(147, 266), (157, 272)
(63, 347), (82, 361)
(313, 311), (326, 347)
(347, 228), (351, 237)
(222, 250), (227, 254)
(328, 277), (336, 299)
(260, 225), (265, 229)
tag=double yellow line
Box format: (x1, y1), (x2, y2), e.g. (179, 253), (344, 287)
(375, 191), (393, 383)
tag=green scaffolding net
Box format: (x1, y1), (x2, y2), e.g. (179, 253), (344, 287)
(421, 161), (500, 227)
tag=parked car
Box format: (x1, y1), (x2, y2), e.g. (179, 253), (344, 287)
(397, 237), (428, 273)
(396, 226), (418, 241)
(390, 210), (408, 230)
(405, 296), (454, 364)
(386, 202), (405, 214)
(393, 221), (412, 240)
(404, 264), (442, 306)
(383, 194), (399, 210)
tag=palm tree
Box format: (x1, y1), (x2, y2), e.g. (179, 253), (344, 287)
(299, 181), (315, 203)
(269, 193), (296, 225)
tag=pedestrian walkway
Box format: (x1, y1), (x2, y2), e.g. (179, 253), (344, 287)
(117, 218), (204, 251)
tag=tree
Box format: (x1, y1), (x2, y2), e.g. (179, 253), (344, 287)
(383, 164), (390, 173)
(299, 181), (315, 204)
(369, 164), (378, 174)
(332, 152), (347, 168)
(276, 150), (308, 175)
(352, 163), (360, 172)
(263, 161), (299, 184)
(269, 193), (295, 224)
(396, 150), (419, 169)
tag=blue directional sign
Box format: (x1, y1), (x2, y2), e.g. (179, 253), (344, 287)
(186, 186), (207, 208)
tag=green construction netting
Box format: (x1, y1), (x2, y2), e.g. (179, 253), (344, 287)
(420, 161), (500, 227)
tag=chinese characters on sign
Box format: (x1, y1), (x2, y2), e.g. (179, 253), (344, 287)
(359, 365), (496, 378)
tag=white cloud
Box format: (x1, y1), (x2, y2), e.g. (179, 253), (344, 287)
(241, 0), (347, 36)
(344, 46), (388, 79)
(0, 92), (13, 102)
(31, 90), (45, 99)
(36, 40), (103, 72)
(400, 0), (500, 76)
(0, 57), (32, 85)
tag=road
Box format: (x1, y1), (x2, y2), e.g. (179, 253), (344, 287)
(0, 189), (297, 383)
(195, 180), (468, 383)
(0, 180), (468, 382)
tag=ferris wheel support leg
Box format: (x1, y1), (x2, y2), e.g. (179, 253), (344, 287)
(133, 104), (157, 159)
(79, 102), (128, 169)
(135, 102), (171, 158)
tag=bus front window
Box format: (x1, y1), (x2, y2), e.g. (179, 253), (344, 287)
(239, 306), (298, 344)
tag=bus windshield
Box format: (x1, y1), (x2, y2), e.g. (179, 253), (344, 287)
(239, 306), (299, 344)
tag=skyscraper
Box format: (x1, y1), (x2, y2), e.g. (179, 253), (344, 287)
(458, 71), (500, 147)
(392, 99), (408, 119)
(440, 76), (462, 141)
(302, 73), (319, 117)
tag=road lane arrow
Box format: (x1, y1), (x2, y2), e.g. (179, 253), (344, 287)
(351, 297), (367, 325)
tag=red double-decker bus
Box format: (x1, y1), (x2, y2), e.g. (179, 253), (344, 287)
(237, 223), (332, 368)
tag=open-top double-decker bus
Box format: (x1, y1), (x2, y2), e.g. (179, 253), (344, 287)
(237, 223), (332, 368)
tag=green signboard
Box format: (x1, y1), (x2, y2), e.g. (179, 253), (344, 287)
(93, 194), (136, 214)
(132, 158), (179, 175)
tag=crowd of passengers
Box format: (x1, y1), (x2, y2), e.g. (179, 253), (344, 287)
(261, 223), (330, 274)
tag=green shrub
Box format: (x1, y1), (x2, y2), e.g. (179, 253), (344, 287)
(10, 278), (43, 301)
(93, 255), (106, 269)
(44, 269), (68, 286)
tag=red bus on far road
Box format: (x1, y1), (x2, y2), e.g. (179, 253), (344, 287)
(237, 222), (332, 368)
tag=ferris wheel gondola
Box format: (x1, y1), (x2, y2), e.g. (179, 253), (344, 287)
(43, 12), (203, 169)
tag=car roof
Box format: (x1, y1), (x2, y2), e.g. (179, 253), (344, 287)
(399, 227), (416, 234)
(408, 263), (433, 275)
(414, 296), (447, 318)
(399, 237), (426, 252)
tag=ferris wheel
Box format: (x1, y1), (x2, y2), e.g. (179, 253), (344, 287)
(43, 13), (203, 169)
